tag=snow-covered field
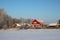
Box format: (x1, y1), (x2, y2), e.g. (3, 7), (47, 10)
(0, 29), (60, 40)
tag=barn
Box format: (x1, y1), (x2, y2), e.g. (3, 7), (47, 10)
(32, 19), (46, 29)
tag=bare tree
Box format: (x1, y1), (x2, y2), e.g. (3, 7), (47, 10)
(57, 19), (60, 28)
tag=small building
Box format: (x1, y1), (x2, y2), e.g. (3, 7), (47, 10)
(48, 23), (60, 29)
(47, 23), (57, 28)
(12, 23), (32, 29)
(32, 19), (46, 29)
(12, 23), (21, 28)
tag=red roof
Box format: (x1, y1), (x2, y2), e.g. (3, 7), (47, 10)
(32, 19), (40, 24)
(32, 19), (46, 25)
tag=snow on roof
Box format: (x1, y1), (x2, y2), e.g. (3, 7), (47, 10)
(48, 23), (57, 26)
(16, 24), (21, 26)
(37, 19), (46, 25)
(32, 18), (44, 22)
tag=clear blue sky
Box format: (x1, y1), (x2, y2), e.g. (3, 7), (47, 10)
(0, 0), (60, 23)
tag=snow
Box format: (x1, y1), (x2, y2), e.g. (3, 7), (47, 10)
(0, 29), (60, 40)
(48, 23), (57, 26)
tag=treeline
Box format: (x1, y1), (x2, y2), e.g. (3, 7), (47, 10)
(0, 9), (60, 29)
(0, 9), (32, 29)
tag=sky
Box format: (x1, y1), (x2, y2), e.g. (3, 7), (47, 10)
(0, 0), (60, 23)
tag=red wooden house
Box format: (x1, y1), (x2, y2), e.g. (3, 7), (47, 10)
(32, 19), (46, 29)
